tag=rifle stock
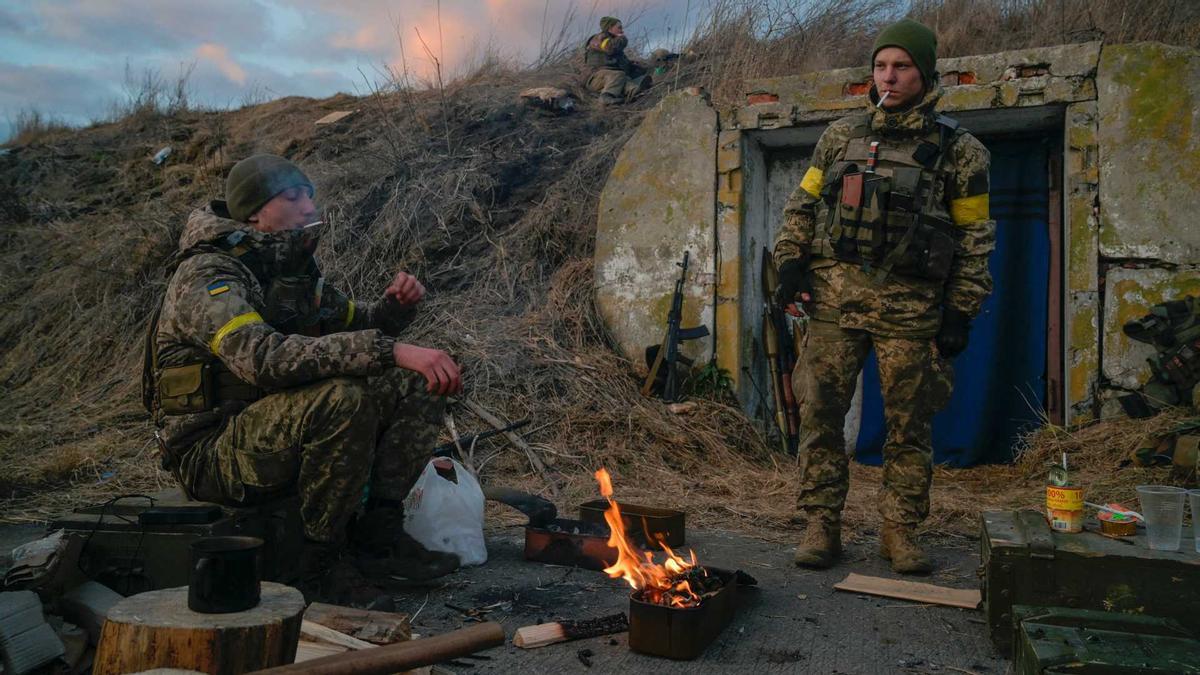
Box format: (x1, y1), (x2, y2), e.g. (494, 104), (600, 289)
(642, 251), (710, 402)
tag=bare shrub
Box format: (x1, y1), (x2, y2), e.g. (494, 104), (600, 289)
(6, 108), (73, 146)
(684, 0), (1200, 106)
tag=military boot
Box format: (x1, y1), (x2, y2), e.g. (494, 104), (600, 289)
(297, 540), (395, 610)
(793, 519), (841, 569)
(879, 523), (933, 574)
(351, 507), (461, 581)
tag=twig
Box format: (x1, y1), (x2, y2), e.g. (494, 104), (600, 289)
(462, 399), (558, 499)
(410, 593), (430, 624)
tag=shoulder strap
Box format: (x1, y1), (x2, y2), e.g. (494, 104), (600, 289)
(141, 292), (167, 415)
(845, 112), (873, 140)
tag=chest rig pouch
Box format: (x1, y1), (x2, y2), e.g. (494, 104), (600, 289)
(816, 114), (961, 283)
(143, 233), (266, 422)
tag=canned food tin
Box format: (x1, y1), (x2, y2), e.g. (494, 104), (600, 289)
(1046, 485), (1084, 533)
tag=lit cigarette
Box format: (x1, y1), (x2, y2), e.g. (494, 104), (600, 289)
(876, 91), (890, 109)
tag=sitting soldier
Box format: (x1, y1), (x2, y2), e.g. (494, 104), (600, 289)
(144, 154), (462, 603)
(583, 16), (651, 105)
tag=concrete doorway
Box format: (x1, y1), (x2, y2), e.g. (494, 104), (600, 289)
(741, 106), (1065, 465)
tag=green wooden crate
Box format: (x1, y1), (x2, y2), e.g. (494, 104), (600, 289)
(1014, 606), (1200, 674)
(981, 510), (1200, 652)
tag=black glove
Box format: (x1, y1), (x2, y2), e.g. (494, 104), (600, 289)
(776, 259), (814, 311)
(936, 307), (971, 358)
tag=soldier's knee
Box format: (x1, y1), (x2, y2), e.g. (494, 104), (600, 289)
(310, 377), (375, 421)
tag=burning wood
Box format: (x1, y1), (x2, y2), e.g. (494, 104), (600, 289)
(593, 468), (711, 609)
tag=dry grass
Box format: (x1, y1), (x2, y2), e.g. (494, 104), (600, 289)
(5, 108), (74, 147)
(685, 0), (1200, 105)
(2, 0), (1199, 547)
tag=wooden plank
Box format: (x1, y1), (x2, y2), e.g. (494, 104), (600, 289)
(833, 573), (981, 610)
(300, 620), (376, 650)
(314, 109), (358, 126)
(294, 640), (349, 662)
(303, 602), (410, 645)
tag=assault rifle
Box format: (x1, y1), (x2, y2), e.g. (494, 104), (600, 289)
(642, 251), (711, 402)
(433, 419), (531, 458)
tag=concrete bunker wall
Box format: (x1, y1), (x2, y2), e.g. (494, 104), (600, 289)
(595, 40), (1200, 430)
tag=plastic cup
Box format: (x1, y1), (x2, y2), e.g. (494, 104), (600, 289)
(1190, 490), (1200, 554)
(1137, 485), (1187, 551)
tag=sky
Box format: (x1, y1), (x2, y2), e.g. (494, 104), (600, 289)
(0, 0), (704, 142)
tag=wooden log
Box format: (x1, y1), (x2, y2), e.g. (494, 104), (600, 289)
(93, 582), (304, 675)
(249, 622), (505, 675)
(302, 603), (410, 645)
(513, 613), (629, 649)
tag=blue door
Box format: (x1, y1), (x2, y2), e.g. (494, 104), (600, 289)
(855, 136), (1052, 466)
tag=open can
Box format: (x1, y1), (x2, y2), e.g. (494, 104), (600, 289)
(1045, 485), (1084, 533)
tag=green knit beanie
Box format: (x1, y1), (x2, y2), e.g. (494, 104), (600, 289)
(600, 16), (620, 32)
(224, 154), (314, 223)
(872, 18), (938, 86)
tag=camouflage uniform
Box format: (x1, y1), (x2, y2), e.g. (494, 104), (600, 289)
(773, 86), (995, 528)
(149, 202), (443, 543)
(583, 32), (650, 100)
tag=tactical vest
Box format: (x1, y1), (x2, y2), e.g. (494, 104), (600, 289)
(583, 33), (623, 70)
(142, 231), (324, 422)
(1119, 296), (1200, 417)
(812, 112), (961, 283)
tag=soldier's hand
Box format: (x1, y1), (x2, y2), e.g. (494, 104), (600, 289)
(385, 272), (425, 308)
(936, 307), (971, 358)
(776, 259), (814, 315)
(393, 343), (462, 395)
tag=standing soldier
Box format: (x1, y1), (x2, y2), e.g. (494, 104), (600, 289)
(144, 154), (462, 602)
(583, 16), (651, 105)
(773, 19), (994, 573)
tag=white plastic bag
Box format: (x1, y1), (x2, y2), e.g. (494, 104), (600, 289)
(403, 458), (487, 566)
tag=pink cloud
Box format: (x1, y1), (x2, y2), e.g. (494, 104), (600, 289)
(195, 43), (246, 85)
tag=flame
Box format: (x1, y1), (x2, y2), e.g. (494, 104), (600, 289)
(593, 468), (704, 608)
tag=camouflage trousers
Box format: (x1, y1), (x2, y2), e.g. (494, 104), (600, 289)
(586, 69), (651, 100)
(177, 369), (444, 543)
(793, 319), (953, 527)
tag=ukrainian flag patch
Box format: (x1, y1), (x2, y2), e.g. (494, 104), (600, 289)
(206, 281), (231, 297)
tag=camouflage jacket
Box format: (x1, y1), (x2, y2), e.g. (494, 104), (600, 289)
(584, 32), (632, 73)
(773, 86), (995, 338)
(150, 201), (412, 454)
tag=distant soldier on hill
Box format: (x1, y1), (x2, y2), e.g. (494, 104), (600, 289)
(773, 19), (995, 574)
(143, 154), (462, 603)
(583, 16), (651, 105)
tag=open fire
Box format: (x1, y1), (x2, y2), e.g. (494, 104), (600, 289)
(594, 468), (708, 608)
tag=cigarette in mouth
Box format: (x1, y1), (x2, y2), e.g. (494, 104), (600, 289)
(303, 221), (323, 229)
(876, 91), (890, 109)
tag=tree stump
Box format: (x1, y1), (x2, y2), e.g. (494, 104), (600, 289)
(93, 582), (304, 675)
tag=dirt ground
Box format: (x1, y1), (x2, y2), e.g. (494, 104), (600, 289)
(2, 521), (1008, 674)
